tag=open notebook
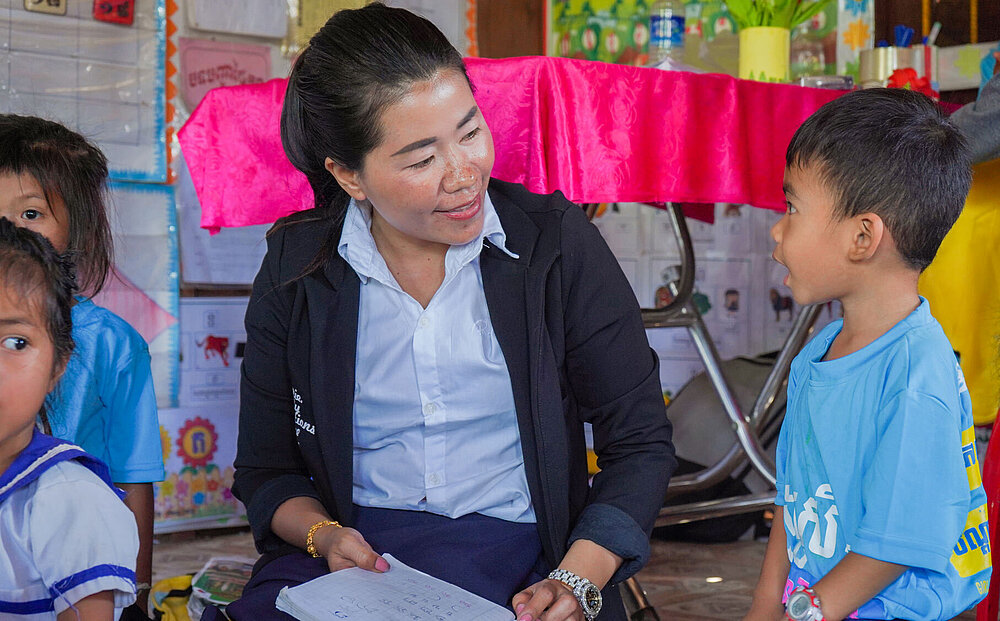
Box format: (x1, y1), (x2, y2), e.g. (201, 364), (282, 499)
(275, 554), (515, 621)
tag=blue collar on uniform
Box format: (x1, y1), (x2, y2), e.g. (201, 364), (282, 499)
(0, 429), (121, 504)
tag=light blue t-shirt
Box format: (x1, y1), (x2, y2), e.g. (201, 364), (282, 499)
(46, 299), (165, 484)
(775, 298), (990, 620)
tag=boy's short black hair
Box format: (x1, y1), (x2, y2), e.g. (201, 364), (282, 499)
(786, 88), (972, 271)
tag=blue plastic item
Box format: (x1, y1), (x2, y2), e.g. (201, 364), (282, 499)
(894, 24), (914, 47)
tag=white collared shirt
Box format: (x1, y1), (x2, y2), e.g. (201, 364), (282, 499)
(338, 191), (536, 523)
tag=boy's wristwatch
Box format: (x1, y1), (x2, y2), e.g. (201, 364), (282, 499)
(547, 569), (602, 620)
(785, 586), (826, 621)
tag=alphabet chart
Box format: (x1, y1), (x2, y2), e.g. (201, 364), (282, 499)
(0, 0), (167, 181)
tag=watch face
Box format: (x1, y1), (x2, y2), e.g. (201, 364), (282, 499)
(787, 593), (811, 618)
(581, 584), (602, 612)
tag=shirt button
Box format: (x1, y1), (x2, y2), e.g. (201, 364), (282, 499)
(418, 316), (430, 328)
(423, 402), (437, 415)
(428, 473), (441, 485)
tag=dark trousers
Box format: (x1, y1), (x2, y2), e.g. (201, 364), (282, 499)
(225, 506), (548, 620)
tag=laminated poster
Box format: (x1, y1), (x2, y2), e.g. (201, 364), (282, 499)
(0, 0), (168, 182)
(93, 182), (180, 409)
(155, 403), (246, 533)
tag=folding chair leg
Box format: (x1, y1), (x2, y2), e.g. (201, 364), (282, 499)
(619, 576), (660, 620)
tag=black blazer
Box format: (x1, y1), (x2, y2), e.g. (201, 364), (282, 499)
(233, 179), (676, 586)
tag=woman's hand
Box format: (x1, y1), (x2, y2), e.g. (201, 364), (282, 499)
(270, 498), (389, 573)
(312, 523), (390, 573)
(511, 539), (620, 620)
(511, 578), (584, 621)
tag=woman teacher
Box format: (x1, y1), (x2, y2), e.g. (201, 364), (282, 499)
(229, 5), (676, 620)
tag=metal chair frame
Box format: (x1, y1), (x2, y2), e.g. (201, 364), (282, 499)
(618, 203), (823, 619)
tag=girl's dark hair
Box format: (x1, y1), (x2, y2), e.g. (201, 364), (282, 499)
(0, 114), (112, 296)
(278, 2), (469, 275)
(0, 217), (76, 431)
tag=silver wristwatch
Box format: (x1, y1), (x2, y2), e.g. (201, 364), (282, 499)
(785, 586), (826, 621)
(547, 569), (602, 620)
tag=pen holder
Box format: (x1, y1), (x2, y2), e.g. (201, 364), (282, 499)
(859, 45), (939, 94)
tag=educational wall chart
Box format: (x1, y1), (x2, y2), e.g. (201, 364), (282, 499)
(93, 182), (181, 408)
(178, 297), (248, 407)
(155, 403), (246, 533)
(178, 37), (272, 111)
(168, 0), (287, 286)
(154, 298), (250, 532)
(592, 202), (841, 399)
(0, 0), (168, 182)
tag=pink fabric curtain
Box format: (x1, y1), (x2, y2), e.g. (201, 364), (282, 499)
(178, 56), (844, 233)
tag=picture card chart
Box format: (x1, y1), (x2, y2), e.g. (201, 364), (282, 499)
(592, 203), (841, 398)
(178, 297), (248, 407)
(155, 403), (246, 534)
(0, 0), (167, 181)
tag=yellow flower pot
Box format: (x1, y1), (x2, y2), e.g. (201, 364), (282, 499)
(739, 26), (791, 83)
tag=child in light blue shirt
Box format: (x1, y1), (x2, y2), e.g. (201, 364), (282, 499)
(46, 298), (164, 485)
(745, 89), (990, 621)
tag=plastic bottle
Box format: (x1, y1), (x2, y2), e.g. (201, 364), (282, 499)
(648, 0), (685, 66)
(790, 22), (825, 79)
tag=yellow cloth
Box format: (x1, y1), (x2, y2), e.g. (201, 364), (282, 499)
(920, 158), (1000, 425)
(150, 575), (193, 621)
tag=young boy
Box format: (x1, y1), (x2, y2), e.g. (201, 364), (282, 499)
(745, 88), (991, 621)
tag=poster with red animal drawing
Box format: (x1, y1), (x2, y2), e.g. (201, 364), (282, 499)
(179, 298), (248, 407)
(197, 335), (231, 367)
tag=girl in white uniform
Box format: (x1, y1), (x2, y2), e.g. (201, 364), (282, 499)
(0, 218), (138, 620)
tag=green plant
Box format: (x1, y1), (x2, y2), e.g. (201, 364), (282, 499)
(723, 0), (833, 29)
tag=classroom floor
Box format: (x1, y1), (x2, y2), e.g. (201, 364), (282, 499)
(152, 528), (978, 620)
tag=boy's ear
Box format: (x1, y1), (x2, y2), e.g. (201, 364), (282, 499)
(847, 212), (885, 262)
(324, 157), (367, 202)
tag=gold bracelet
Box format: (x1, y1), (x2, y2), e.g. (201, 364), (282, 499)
(306, 519), (341, 558)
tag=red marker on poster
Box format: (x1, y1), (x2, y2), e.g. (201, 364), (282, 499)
(93, 0), (135, 25)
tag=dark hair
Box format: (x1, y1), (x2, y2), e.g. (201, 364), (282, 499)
(0, 217), (76, 429)
(786, 88), (972, 271)
(278, 2), (469, 274)
(0, 114), (112, 295)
